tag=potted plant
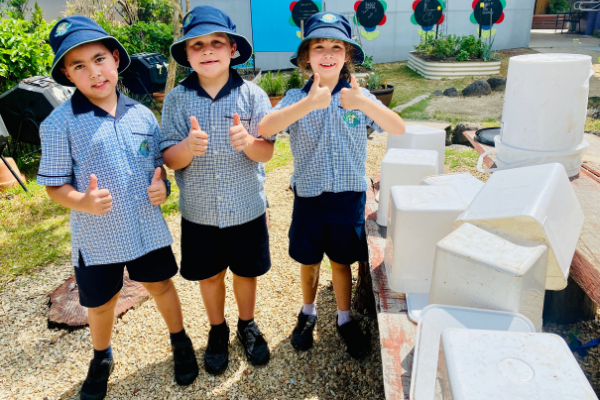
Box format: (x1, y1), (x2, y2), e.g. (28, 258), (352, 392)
(285, 68), (303, 92)
(361, 72), (394, 107)
(258, 71), (286, 107)
(354, 54), (375, 79)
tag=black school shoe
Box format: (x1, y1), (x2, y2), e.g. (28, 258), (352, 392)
(336, 318), (370, 360)
(237, 320), (270, 365)
(172, 337), (199, 385)
(291, 311), (318, 351)
(80, 358), (114, 400)
(204, 324), (230, 375)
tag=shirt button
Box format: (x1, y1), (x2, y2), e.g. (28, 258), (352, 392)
(214, 151), (218, 155)
(217, 196), (222, 200)
(128, 170), (132, 175)
(212, 126), (216, 130)
(333, 152), (338, 156)
(216, 174), (221, 179)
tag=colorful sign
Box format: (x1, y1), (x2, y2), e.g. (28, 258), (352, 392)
(471, 0), (506, 38)
(353, 0), (388, 41)
(289, 0), (322, 38)
(411, 0), (446, 39)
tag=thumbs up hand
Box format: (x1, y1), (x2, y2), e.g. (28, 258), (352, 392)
(148, 167), (167, 205)
(229, 113), (250, 151)
(187, 116), (209, 157)
(340, 75), (365, 110)
(307, 73), (331, 111)
(83, 174), (112, 215)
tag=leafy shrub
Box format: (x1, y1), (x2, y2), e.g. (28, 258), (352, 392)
(360, 72), (387, 91)
(456, 50), (470, 62)
(0, 18), (54, 93)
(459, 35), (482, 58)
(258, 71), (285, 97)
(286, 68), (303, 91)
(361, 54), (374, 70)
(548, 0), (570, 14)
(137, 0), (173, 24)
(96, 18), (173, 58)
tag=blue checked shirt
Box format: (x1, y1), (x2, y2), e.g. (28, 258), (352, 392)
(159, 69), (274, 228)
(274, 78), (383, 198)
(37, 90), (173, 267)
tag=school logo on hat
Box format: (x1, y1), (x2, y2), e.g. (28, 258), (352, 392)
(343, 111), (359, 127)
(55, 22), (71, 37)
(320, 13), (338, 23)
(139, 140), (150, 157)
(183, 13), (193, 28)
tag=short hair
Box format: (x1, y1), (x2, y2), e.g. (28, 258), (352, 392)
(296, 38), (356, 82)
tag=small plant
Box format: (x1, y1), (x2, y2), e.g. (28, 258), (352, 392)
(456, 50), (470, 62)
(548, 0), (570, 14)
(459, 35), (483, 58)
(361, 72), (387, 91)
(361, 55), (375, 71)
(481, 38), (499, 61)
(286, 68), (303, 91)
(258, 71), (286, 97)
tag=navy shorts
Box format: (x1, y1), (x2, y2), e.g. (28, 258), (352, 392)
(289, 190), (369, 266)
(74, 246), (178, 308)
(180, 213), (271, 281)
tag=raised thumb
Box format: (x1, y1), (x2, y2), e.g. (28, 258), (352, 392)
(233, 113), (241, 126)
(151, 167), (162, 184)
(312, 73), (320, 89)
(190, 116), (201, 131)
(87, 174), (97, 192)
(351, 75), (360, 90)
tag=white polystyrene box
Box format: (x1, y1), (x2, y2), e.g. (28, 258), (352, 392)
(384, 186), (466, 294)
(420, 173), (484, 205)
(410, 305), (535, 400)
(377, 148), (438, 227)
(429, 223), (548, 331)
(435, 329), (598, 400)
(386, 124), (446, 174)
(454, 162), (584, 290)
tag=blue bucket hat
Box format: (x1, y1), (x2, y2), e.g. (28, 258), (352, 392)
(49, 16), (130, 87)
(290, 12), (365, 67)
(170, 5), (253, 68)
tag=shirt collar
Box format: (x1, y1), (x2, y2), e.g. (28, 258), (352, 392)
(301, 77), (351, 96)
(71, 89), (137, 120)
(180, 68), (244, 102)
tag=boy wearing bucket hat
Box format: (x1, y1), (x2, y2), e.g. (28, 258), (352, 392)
(37, 16), (199, 399)
(258, 12), (405, 359)
(159, 6), (275, 375)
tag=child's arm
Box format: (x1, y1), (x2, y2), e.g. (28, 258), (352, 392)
(230, 113), (274, 163)
(46, 174), (112, 215)
(162, 116), (208, 170)
(341, 76), (406, 136)
(258, 73), (331, 137)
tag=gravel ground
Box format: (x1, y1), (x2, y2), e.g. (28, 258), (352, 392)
(0, 139), (387, 400)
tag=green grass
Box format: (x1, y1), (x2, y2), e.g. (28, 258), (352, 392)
(265, 138), (292, 173)
(585, 117), (600, 132)
(445, 148), (479, 168)
(399, 97), (432, 120)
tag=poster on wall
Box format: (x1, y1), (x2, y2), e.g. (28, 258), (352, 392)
(251, 0), (320, 52)
(411, 0), (446, 39)
(353, 0), (388, 41)
(471, 0), (506, 38)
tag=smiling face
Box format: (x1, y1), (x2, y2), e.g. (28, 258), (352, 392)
(186, 33), (237, 80)
(307, 39), (348, 81)
(60, 41), (120, 101)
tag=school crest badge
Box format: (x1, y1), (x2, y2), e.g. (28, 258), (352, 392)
(55, 22), (71, 37)
(139, 140), (150, 157)
(183, 13), (194, 28)
(343, 111), (359, 127)
(321, 13), (338, 23)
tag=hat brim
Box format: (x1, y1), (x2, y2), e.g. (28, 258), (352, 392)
(50, 33), (130, 87)
(170, 24), (253, 68)
(289, 27), (365, 67)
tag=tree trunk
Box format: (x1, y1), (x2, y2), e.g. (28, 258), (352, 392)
(186, 0), (190, 14)
(165, 8), (181, 95)
(354, 261), (377, 316)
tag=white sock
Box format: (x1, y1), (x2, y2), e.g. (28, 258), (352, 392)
(337, 309), (351, 326)
(301, 302), (317, 317)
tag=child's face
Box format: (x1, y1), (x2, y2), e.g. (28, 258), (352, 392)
(308, 39), (347, 81)
(60, 42), (120, 101)
(186, 33), (237, 79)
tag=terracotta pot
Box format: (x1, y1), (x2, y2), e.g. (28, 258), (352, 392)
(269, 95), (284, 108)
(370, 85), (394, 107)
(0, 157), (26, 191)
(153, 92), (166, 101)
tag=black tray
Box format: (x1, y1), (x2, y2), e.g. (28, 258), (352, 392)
(475, 127), (501, 146)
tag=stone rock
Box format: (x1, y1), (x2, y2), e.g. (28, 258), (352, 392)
(443, 87), (459, 97)
(487, 77), (507, 91)
(433, 90), (443, 96)
(462, 80), (492, 97)
(452, 122), (485, 145)
(587, 108), (600, 119)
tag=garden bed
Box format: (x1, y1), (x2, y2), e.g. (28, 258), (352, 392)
(408, 52), (501, 80)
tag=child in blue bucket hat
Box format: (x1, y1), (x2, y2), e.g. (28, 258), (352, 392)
(38, 16), (199, 399)
(258, 12), (406, 359)
(159, 6), (275, 375)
